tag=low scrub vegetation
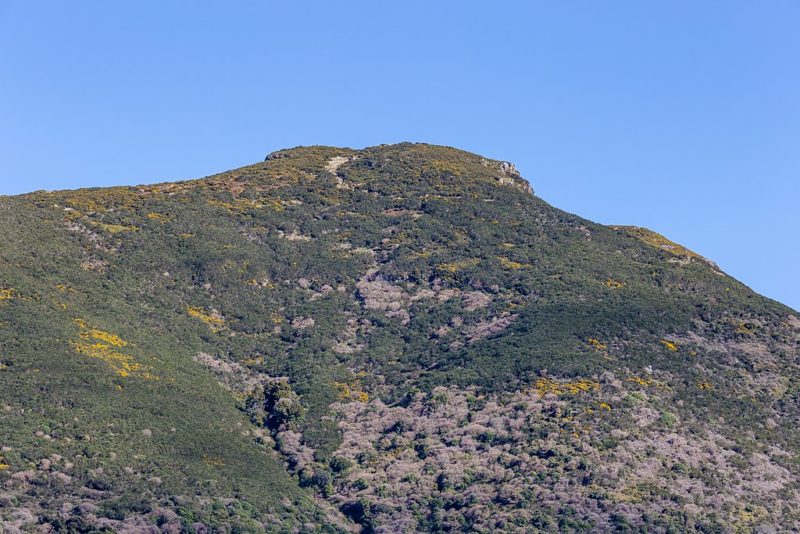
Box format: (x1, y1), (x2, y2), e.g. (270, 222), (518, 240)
(1, 143), (797, 531)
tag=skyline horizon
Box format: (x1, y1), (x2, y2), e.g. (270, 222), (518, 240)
(2, 139), (795, 312)
(2, 1), (798, 311)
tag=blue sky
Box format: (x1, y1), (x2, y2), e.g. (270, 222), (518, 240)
(1, 1), (798, 311)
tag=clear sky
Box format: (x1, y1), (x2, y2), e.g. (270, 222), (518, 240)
(1, 1), (798, 311)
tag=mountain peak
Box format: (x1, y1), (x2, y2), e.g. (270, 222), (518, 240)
(2, 143), (797, 532)
(265, 142), (534, 195)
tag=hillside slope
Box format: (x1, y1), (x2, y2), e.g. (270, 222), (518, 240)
(1, 143), (798, 532)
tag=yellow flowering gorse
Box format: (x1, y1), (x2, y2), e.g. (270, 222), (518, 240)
(534, 378), (599, 397)
(72, 319), (158, 380)
(186, 306), (225, 331)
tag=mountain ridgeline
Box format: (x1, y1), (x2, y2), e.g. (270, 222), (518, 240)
(0, 143), (798, 532)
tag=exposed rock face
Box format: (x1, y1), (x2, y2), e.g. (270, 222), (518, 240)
(264, 149), (292, 161)
(486, 158), (534, 194)
(499, 161), (521, 178)
(325, 156), (350, 175)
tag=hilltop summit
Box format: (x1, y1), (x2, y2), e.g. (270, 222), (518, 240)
(265, 143), (534, 195)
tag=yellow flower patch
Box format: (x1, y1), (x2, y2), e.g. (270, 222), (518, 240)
(735, 322), (755, 336)
(586, 338), (615, 360)
(660, 340), (678, 352)
(73, 319), (158, 380)
(626, 375), (669, 390)
(427, 159), (464, 177)
(0, 288), (16, 301)
(61, 186), (142, 214)
(605, 279), (624, 289)
(77, 323), (129, 347)
(73, 342), (140, 377)
(186, 306), (225, 331)
(534, 378), (599, 397)
(74, 319), (128, 346)
(587, 338), (607, 351)
(334, 381), (370, 402)
(94, 222), (139, 234)
(207, 198), (286, 213)
(497, 256), (529, 270)
(627, 376), (653, 387)
(408, 249), (432, 260)
(436, 258), (481, 274)
(611, 226), (707, 262)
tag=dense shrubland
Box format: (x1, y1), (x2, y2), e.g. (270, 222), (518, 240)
(1, 143), (798, 532)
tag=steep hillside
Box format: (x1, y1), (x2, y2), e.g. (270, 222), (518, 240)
(1, 143), (798, 532)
